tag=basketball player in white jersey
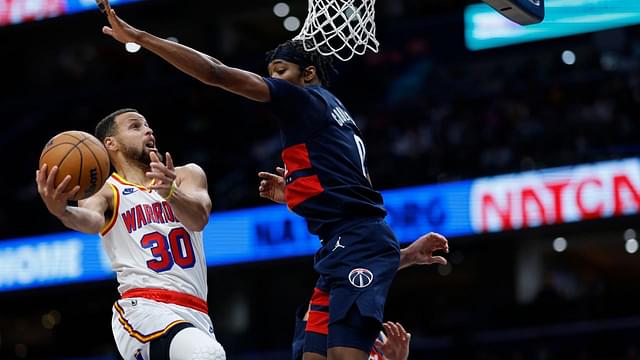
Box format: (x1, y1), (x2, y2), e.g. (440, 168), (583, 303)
(35, 108), (226, 360)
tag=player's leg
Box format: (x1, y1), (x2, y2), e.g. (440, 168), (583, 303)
(166, 326), (226, 360)
(315, 220), (400, 360)
(326, 304), (380, 360)
(302, 278), (331, 359)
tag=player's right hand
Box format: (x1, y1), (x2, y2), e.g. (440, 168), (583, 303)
(98, 0), (142, 44)
(375, 322), (411, 360)
(36, 164), (80, 218)
(258, 167), (286, 204)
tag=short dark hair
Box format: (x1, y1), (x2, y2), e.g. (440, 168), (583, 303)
(265, 40), (337, 87)
(95, 108), (138, 142)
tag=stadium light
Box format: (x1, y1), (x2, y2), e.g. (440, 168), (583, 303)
(553, 237), (567, 252)
(273, 2), (290, 18)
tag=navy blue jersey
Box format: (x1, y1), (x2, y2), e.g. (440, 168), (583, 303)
(264, 77), (387, 237)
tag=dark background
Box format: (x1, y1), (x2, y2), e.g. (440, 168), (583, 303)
(1, 0), (639, 358)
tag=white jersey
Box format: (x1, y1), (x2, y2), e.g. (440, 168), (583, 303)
(100, 173), (208, 300)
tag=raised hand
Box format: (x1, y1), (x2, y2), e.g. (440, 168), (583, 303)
(404, 232), (449, 267)
(257, 167), (286, 204)
(97, 0), (142, 44)
(147, 152), (177, 199)
(375, 322), (411, 360)
(36, 164), (80, 217)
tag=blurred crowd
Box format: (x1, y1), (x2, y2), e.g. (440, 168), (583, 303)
(2, 13), (639, 239)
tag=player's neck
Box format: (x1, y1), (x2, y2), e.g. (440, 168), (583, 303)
(113, 161), (152, 187)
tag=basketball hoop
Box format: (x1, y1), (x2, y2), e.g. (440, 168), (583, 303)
(294, 0), (379, 62)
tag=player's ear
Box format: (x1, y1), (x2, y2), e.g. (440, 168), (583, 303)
(104, 137), (118, 151)
(303, 66), (317, 83)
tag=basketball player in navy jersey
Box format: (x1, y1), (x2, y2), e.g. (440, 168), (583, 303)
(98, 2), (448, 359)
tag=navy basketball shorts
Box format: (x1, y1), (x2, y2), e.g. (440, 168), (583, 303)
(304, 219), (400, 356)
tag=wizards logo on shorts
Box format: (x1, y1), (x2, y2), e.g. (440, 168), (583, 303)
(349, 268), (374, 288)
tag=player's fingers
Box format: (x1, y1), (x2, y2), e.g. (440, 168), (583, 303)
(258, 172), (280, 180)
(276, 167), (285, 175)
(431, 256), (447, 265)
(63, 185), (81, 199)
(387, 322), (400, 337)
(430, 232), (448, 243)
(149, 151), (159, 162)
(396, 322), (408, 336)
(54, 175), (72, 199)
(146, 171), (172, 183)
(46, 166), (58, 189)
(382, 322), (393, 336)
(165, 152), (174, 170)
(102, 26), (114, 36)
(149, 163), (171, 176)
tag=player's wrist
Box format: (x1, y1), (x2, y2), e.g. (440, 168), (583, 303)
(399, 247), (418, 269)
(163, 181), (177, 201)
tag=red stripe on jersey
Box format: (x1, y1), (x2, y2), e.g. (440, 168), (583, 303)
(306, 288), (330, 335)
(286, 175), (324, 208)
(282, 144), (312, 173)
(122, 288), (208, 314)
(306, 310), (329, 335)
(310, 287), (330, 307)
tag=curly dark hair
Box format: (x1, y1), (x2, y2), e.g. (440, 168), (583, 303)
(265, 40), (338, 87)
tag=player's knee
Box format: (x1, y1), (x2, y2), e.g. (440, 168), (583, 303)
(189, 342), (226, 360)
(169, 326), (226, 360)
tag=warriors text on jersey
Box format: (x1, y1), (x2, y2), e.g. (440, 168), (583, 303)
(100, 173), (208, 300)
(264, 78), (387, 237)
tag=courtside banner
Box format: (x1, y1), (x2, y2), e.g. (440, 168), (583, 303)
(0, 0), (142, 27)
(1, 158), (638, 292)
(470, 158), (640, 233)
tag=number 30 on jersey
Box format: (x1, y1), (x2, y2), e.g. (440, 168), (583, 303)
(141, 227), (196, 272)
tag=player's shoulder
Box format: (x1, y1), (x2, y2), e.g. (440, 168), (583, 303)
(175, 163), (207, 181)
(78, 178), (115, 210)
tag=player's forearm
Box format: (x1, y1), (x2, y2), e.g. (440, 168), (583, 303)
(57, 206), (105, 234)
(166, 189), (210, 232)
(135, 31), (224, 86)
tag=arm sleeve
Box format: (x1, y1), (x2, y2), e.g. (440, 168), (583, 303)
(263, 77), (312, 106)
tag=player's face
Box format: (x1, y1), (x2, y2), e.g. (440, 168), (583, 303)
(114, 112), (161, 165)
(268, 59), (305, 86)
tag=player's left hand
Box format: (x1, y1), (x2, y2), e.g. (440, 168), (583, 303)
(375, 322), (411, 360)
(405, 232), (449, 266)
(98, 0), (142, 44)
(147, 151), (177, 199)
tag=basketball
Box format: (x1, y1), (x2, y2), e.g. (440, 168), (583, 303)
(39, 130), (111, 201)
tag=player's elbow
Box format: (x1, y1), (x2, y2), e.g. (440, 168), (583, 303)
(189, 217), (208, 232)
(202, 63), (225, 87)
(191, 208), (210, 232)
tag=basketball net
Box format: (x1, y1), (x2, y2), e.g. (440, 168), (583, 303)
(294, 0), (379, 61)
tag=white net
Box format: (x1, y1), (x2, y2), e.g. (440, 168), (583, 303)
(293, 0), (379, 62)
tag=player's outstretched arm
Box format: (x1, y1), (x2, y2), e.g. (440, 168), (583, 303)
(147, 152), (211, 232)
(97, 0), (270, 102)
(375, 322), (411, 360)
(399, 232), (449, 270)
(258, 167), (286, 204)
(36, 164), (110, 234)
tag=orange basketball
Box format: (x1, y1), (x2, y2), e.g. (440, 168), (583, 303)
(39, 130), (111, 201)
